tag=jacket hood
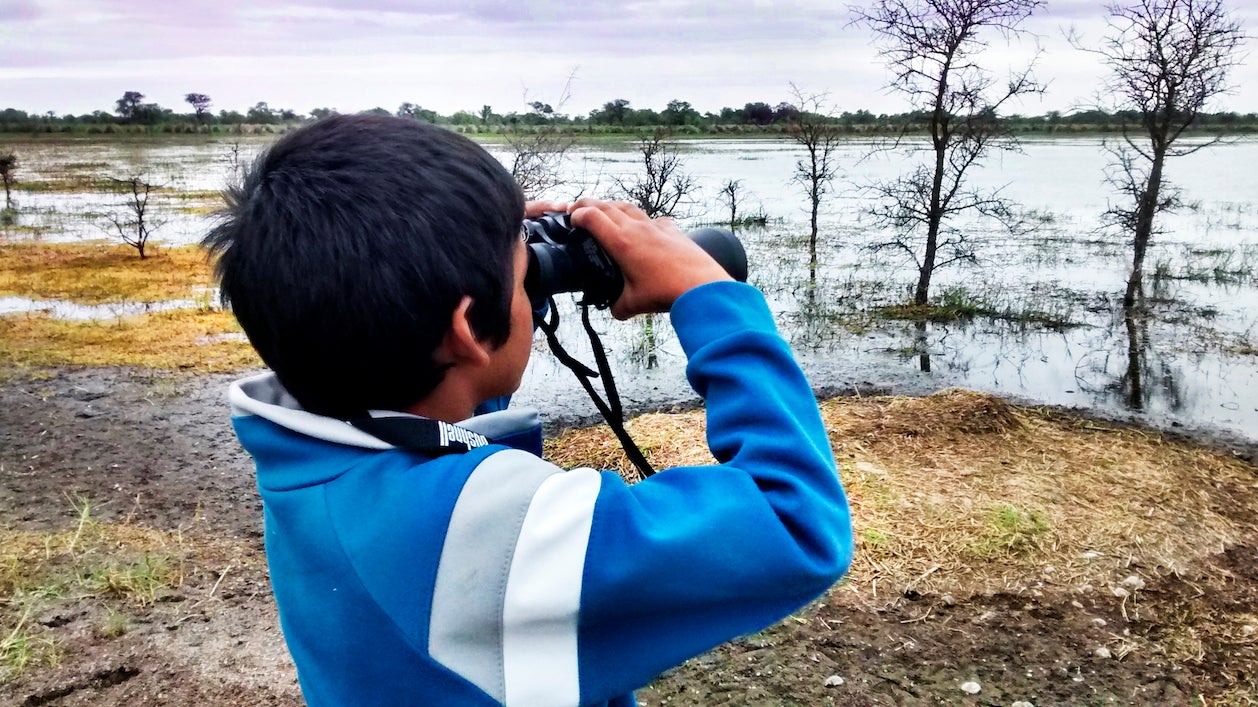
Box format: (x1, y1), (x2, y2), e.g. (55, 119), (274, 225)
(228, 372), (540, 451)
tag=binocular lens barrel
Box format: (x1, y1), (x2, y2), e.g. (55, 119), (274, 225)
(684, 227), (749, 284)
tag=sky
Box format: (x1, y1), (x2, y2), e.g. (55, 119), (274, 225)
(1, 0), (1255, 119)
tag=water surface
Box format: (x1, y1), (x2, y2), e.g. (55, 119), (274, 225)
(4, 134), (1255, 439)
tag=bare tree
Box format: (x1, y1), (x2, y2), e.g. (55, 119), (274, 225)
(717, 179), (745, 230)
(103, 177), (164, 258)
(785, 85), (843, 284)
(220, 141), (253, 188)
(609, 130), (699, 369)
(854, 0), (1044, 306)
(1074, 0), (1245, 309)
(611, 130), (697, 218)
(504, 70), (579, 199)
(0, 152), (16, 210)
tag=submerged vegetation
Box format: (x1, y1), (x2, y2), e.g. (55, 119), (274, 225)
(876, 286), (1084, 330)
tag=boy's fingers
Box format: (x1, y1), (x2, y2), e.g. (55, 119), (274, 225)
(570, 197), (607, 211)
(569, 204), (626, 247)
(570, 198), (649, 225)
(524, 200), (569, 218)
(609, 201), (651, 221)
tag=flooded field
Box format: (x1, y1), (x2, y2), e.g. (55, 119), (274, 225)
(2, 133), (1256, 440)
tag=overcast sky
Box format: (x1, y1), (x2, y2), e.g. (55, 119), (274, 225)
(1, 0), (1254, 119)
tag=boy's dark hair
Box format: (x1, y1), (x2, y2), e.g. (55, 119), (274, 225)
(204, 114), (525, 417)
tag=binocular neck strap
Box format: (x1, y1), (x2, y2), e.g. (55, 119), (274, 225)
(349, 416), (492, 457)
(534, 298), (656, 479)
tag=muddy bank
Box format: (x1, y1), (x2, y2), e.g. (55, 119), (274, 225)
(0, 368), (257, 533)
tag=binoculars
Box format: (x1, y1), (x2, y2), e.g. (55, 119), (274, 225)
(523, 212), (748, 309)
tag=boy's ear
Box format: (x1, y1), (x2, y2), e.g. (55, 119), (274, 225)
(436, 296), (492, 368)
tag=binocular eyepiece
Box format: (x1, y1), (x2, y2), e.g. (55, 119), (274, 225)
(523, 212), (748, 310)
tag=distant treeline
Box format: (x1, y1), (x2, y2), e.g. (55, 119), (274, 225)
(3, 95), (1257, 136)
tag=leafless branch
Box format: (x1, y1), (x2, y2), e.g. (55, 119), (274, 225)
(1074, 0), (1244, 307)
(506, 68), (580, 199)
(851, 0), (1045, 305)
(102, 176), (164, 258)
(610, 130), (697, 219)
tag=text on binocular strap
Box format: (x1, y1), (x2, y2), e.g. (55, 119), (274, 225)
(438, 421), (489, 449)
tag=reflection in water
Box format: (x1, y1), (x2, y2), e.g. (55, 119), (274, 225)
(1114, 305), (1185, 415)
(1123, 311), (1146, 411)
(632, 315), (660, 369)
(885, 298), (1249, 437)
(1111, 307), (1176, 413)
(915, 320), (930, 373)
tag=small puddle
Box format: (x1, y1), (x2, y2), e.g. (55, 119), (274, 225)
(0, 296), (202, 321)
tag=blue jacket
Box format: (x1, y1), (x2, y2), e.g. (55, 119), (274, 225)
(228, 281), (853, 706)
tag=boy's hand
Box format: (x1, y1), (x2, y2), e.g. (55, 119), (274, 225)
(569, 199), (733, 319)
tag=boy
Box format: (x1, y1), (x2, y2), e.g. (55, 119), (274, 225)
(206, 114), (852, 706)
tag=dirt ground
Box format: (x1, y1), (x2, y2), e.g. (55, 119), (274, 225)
(2, 367), (1257, 706)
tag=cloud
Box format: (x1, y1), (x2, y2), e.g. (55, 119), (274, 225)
(1038, 0), (1107, 22)
(0, 0), (40, 21)
(4, 0), (861, 68)
(0, 0), (1253, 117)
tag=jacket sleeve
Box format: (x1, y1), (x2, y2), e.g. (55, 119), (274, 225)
(426, 281), (852, 707)
(570, 280), (853, 701)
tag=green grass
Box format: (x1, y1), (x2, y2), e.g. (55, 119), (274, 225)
(99, 610), (129, 639)
(878, 285), (1081, 330)
(860, 528), (890, 548)
(0, 497), (190, 682)
(85, 553), (183, 605)
(1, 611), (62, 683)
(971, 503), (1051, 556)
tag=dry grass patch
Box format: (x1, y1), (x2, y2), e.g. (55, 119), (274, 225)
(545, 389), (1258, 603)
(0, 308), (259, 372)
(545, 412), (711, 475)
(826, 389), (1256, 598)
(0, 242), (214, 304)
(0, 498), (265, 683)
(14, 176), (141, 194)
